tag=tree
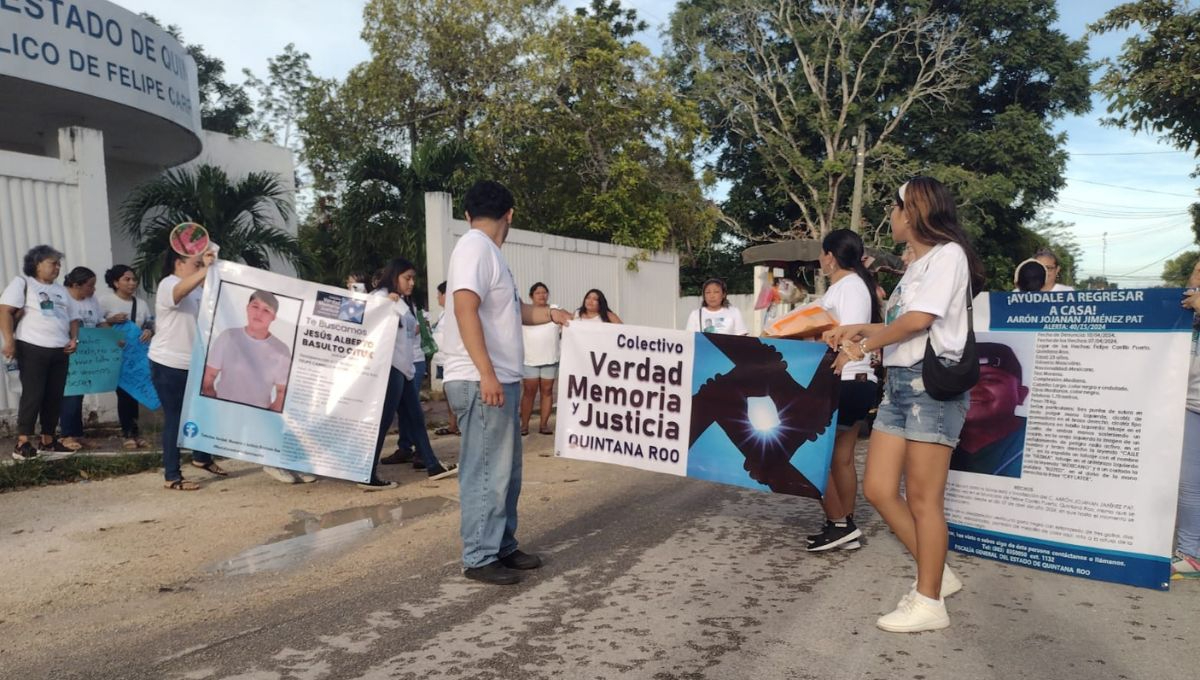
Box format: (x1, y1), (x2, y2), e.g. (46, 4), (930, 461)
(245, 44), (318, 213)
(1091, 0), (1200, 163)
(1078, 275), (1117, 290)
(1029, 213), (1082, 285)
(1162, 249), (1200, 287)
(670, 0), (1092, 291)
(120, 165), (309, 289)
(140, 15), (256, 136)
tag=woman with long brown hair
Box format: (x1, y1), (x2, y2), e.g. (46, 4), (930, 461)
(824, 177), (985, 633)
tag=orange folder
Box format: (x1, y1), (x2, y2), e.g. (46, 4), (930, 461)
(763, 305), (839, 339)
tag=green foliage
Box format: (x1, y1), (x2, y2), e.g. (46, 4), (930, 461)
(1091, 0), (1200, 166)
(0, 453), (163, 491)
(120, 165), (309, 289)
(1162, 250), (1200, 287)
(1078, 275), (1118, 290)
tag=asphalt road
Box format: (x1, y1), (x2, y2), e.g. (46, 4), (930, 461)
(5, 435), (1197, 680)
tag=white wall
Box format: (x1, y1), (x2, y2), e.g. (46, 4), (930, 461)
(424, 191), (679, 327)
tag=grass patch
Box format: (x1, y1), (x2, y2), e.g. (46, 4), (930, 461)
(0, 452), (168, 491)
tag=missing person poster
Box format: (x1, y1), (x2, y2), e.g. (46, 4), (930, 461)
(946, 289), (1192, 590)
(556, 323), (838, 499)
(178, 262), (397, 482)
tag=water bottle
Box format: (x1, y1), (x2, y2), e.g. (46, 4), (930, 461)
(4, 357), (20, 395)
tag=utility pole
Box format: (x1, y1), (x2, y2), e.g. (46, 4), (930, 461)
(1102, 231), (1108, 284)
(849, 123), (866, 234)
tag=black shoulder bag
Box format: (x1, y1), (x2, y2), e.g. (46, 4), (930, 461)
(921, 284), (978, 401)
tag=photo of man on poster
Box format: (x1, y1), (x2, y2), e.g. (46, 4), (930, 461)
(950, 342), (1028, 478)
(201, 289), (293, 412)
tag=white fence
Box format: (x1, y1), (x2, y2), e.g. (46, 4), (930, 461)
(424, 192), (679, 328)
(0, 128), (112, 421)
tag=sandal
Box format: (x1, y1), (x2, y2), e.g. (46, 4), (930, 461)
(521, 428), (529, 436)
(538, 429), (553, 435)
(164, 479), (200, 491)
(191, 460), (228, 476)
(57, 437), (85, 451)
(122, 438), (139, 450)
(434, 427), (460, 436)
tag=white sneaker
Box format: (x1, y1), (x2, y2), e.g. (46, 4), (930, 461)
(263, 466), (299, 484)
(911, 563), (962, 598)
(295, 472), (318, 483)
(839, 540), (861, 550)
(877, 593), (950, 633)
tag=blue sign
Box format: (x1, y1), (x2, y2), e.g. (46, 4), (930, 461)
(64, 327), (123, 396)
(117, 321), (160, 409)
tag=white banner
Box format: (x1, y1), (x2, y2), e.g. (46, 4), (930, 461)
(946, 289), (1191, 589)
(179, 262), (396, 482)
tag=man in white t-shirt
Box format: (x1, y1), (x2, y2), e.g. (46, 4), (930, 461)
(442, 180), (572, 586)
(201, 290), (291, 412)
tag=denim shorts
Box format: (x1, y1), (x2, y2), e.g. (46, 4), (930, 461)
(523, 363), (558, 380)
(873, 363), (969, 447)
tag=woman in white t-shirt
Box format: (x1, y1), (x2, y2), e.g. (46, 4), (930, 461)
(0, 245), (81, 460)
(805, 230), (880, 554)
(576, 289), (622, 323)
(59, 266), (109, 450)
(824, 177), (985, 633)
(101, 265), (153, 449)
(148, 247), (221, 490)
(1033, 248), (1073, 291)
(521, 282), (561, 436)
(685, 278), (748, 335)
(1175, 261), (1200, 579)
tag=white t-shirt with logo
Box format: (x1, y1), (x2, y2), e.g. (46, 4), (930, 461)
(523, 319), (561, 367)
(442, 229), (524, 384)
(0, 276), (79, 348)
(69, 295), (104, 329)
(818, 273), (876, 381)
(685, 306), (748, 335)
(100, 292), (150, 326)
(205, 327), (292, 408)
(883, 242), (971, 368)
(148, 275), (205, 370)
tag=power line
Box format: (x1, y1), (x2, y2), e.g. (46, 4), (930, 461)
(1065, 178), (1199, 199)
(1070, 150), (1190, 156)
(1109, 242), (1196, 278)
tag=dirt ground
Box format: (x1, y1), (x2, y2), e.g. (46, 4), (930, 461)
(0, 400), (574, 670)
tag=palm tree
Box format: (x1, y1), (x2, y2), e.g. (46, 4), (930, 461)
(334, 138), (478, 285)
(120, 164), (311, 290)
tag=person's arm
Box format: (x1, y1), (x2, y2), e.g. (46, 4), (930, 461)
(685, 309), (700, 332)
(201, 365), (219, 397)
(520, 302), (572, 326)
(270, 384), (286, 412)
(607, 311), (623, 324)
(832, 312), (936, 360)
(454, 289), (503, 406)
(172, 250), (216, 304)
(0, 305), (16, 360)
(64, 319), (80, 354)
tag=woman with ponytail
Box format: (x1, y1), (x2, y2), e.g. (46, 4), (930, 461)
(805, 229), (880, 553)
(823, 177), (985, 633)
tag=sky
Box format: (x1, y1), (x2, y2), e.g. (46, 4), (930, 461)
(118, 0), (1198, 287)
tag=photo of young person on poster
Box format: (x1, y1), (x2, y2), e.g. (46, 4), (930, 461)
(950, 342), (1029, 478)
(201, 288), (296, 413)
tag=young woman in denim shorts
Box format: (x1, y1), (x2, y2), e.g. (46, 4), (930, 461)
(824, 177), (985, 633)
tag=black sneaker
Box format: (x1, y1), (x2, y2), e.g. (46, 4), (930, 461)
(807, 518), (863, 552)
(380, 448), (414, 465)
(38, 439), (74, 453)
(427, 463), (458, 480)
(464, 562), (520, 585)
(12, 440), (38, 461)
(356, 478), (399, 491)
(806, 519), (835, 544)
(499, 549), (542, 570)
(412, 457), (427, 470)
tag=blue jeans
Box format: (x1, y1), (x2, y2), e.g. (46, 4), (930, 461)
(873, 363), (969, 448)
(397, 360), (427, 451)
(151, 361), (212, 482)
(1178, 410), (1200, 558)
(60, 394), (84, 437)
(445, 380), (523, 568)
(372, 368), (440, 472)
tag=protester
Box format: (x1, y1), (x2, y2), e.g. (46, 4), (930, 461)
(520, 282), (560, 437)
(431, 281), (460, 437)
(59, 266), (105, 450)
(346, 271), (370, 293)
(390, 289), (431, 466)
(1033, 248), (1073, 291)
(101, 265), (152, 449)
(806, 230), (881, 552)
(824, 177), (985, 633)
(685, 278), (748, 335)
(368, 258), (458, 489)
(576, 289), (622, 323)
(1014, 258), (1048, 293)
(1176, 260), (1200, 579)
(441, 180), (572, 585)
(148, 247), (225, 490)
(0, 245), (81, 459)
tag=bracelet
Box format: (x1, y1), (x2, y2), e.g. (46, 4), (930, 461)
(858, 339), (870, 357)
